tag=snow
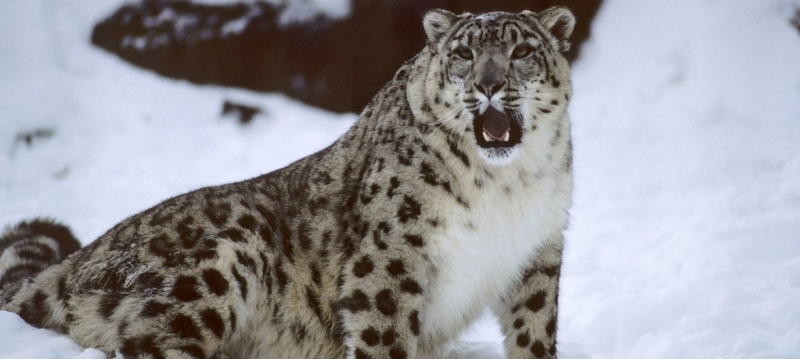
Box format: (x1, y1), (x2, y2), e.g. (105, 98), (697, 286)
(562, 1), (800, 358)
(273, 0), (351, 25)
(0, 311), (104, 359)
(1, 0), (799, 358)
(194, 0), (352, 25)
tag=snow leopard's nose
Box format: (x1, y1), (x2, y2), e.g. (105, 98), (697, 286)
(474, 53), (507, 99)
(474, 79), (505, 99)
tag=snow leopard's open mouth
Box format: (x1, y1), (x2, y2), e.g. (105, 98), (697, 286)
(473, 106), (522, 149)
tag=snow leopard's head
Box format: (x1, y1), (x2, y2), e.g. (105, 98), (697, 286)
(421, 7), (574, 165)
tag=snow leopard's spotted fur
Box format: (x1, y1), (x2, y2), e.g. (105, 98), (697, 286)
(0, 7), (575, 359)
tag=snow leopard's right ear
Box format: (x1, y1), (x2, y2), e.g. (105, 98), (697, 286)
(423, 9), (458, 51)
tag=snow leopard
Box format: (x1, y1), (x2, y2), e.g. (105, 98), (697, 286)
(0, 7), (575, 359)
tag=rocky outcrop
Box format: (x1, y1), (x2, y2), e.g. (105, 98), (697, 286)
(92, 0), (602, 113)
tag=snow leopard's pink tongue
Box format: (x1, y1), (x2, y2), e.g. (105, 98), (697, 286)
(482, 106), (511, 141)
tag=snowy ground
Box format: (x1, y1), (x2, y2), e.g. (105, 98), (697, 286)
(2, 0), (800, 358)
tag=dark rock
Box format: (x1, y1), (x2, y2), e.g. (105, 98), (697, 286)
(91, 0), (603, 113)
(15, 128), (55, 147)
(221, 100), (261, 125)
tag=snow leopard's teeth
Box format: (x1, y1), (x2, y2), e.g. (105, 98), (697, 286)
(482, 130), (511, 142)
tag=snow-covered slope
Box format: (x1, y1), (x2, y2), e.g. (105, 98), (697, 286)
(562, 1), (800, 358)
(1, 0), (799, 358)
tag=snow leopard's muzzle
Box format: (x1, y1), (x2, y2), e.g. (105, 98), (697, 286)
(472, 106), (523, 149)
(471, 56), (522, 150)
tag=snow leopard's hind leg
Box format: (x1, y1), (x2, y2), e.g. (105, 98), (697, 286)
(0, 219), (81, 322)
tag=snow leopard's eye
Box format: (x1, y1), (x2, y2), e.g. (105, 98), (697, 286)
(453, 46), (474, 60)
(511, 44), (534, 60)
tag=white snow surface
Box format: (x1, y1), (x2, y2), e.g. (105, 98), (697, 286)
(1, 0), (799, 358)
(194, 0), (352, 25)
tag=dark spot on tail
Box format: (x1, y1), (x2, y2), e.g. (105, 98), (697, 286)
(15, 243), (56, 262)
(13, 219), (81, 258)
(0, 219), (80, 292)
(18, 290), (49, 327)
(0, 264), (41, 290)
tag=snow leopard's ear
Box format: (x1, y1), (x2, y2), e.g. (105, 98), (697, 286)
(423, 9), (458, 51)
(527, 7), (576, 52)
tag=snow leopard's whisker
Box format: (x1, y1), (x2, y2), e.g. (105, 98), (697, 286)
(516, 87), (570, 93)
(509, 109), (525, 129)
(433, 106), (466, 130)
(527, 105), (566, 134)
(514, 91), (570, 99)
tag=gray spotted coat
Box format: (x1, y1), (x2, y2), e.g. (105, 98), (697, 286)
(0, 7), (575, 359)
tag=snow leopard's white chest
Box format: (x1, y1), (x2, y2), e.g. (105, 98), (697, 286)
(420, 166), (570, 345)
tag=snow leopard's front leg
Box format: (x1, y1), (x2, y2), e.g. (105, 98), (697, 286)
(337, 204), (432, 359)
(494, 235), (563, 359)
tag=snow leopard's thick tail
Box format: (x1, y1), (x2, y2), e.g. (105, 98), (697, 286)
(0, 219), (81, 296)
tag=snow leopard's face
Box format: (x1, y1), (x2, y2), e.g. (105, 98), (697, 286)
(423, 8), (574, 165)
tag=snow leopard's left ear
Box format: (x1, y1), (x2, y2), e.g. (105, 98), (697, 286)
(423, 9), (458, 51)
(524, 7), (576, 52)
